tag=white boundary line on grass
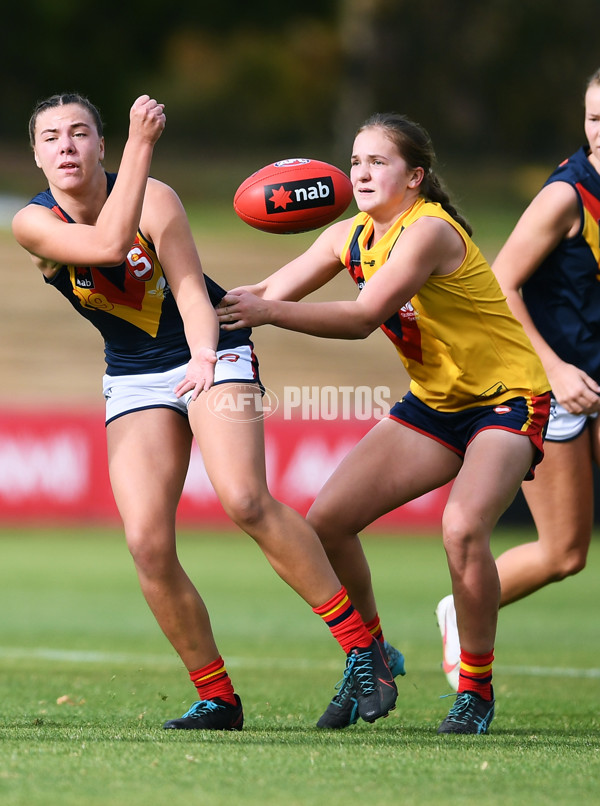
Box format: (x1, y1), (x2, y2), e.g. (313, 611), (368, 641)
(0, 646), (599, 679)
(0, 647), (177, 666)
(0, 647), (337, 669)
(498, 664), (600, 679)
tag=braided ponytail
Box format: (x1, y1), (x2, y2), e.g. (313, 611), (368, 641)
(421, 170), (472, 236)
(357, 113), (472, 236)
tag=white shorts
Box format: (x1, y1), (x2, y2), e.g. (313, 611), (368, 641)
(546, 397), (598, 442)
(103, 345), (261, 424)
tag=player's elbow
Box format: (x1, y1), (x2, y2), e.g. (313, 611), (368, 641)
(350, 315), (379, 339)
(349, 300), (386, 339)
(99, 242), (132, 266)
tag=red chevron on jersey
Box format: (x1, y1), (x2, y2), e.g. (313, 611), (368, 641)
(577, 182), (600, 222)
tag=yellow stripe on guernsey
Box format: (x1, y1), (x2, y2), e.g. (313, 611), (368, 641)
(342, 198), (549, 411)
(69, 230), (166, 337)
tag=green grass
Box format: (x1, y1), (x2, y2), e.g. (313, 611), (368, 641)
(0, 528), (598, 806)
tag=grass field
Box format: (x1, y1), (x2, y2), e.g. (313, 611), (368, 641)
(0, 527), (598, 806)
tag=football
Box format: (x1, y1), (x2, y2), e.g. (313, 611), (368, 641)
(233, 158), (353, 234)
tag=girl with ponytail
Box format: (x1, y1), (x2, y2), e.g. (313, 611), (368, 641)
(217, 112), (551, 735)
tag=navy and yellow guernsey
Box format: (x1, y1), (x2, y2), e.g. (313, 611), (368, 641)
(341, 198), (549, 412)
(522, 147), (600, 383)
(30, 172), (249, 375)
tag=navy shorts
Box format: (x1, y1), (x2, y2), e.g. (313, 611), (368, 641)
(389, 390), (551, 480)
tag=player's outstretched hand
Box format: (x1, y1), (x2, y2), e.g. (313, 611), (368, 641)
(217, 291), (272, 330)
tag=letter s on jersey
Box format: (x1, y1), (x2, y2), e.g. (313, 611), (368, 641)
(127, 247), (154, 280)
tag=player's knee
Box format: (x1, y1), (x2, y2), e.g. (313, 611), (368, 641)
(306, 503), (338, 549)
(125, 524), (175, 575)
(221, 488), (268, 530)
(306, 503), (325, 535)
(441, 507), (486, 557)
(553, 548), (588, 580)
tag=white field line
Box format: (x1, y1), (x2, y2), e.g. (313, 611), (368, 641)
(0, 647), (338, 670)
(0, 646), (599, 679)
(497, 664), (600, 679)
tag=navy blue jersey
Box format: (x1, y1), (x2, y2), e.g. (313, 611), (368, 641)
(30, 172), (251, 374)
(522, 148), (600, 382)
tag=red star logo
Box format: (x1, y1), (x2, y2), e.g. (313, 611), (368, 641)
(268, 185), (293, 209)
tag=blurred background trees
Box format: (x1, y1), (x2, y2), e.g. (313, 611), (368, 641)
(2, 0), (597, 162)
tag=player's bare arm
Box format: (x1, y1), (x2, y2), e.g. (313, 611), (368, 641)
(219, 218), (352, 313)
(219, 217), (447, 338)
(493, 181), (600, 412)
(12, 95), (165, 272)
(141, 180), (218, 398)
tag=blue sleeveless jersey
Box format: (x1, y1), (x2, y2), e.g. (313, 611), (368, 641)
(522, 147), (600, 382)
(30, 173), (251, 375)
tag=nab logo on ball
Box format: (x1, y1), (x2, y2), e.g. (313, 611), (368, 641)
(234, 157), (353, 234)
(264, 176), (336, 214)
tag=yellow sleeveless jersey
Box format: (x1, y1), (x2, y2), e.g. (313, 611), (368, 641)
(341, 198), (549, 411)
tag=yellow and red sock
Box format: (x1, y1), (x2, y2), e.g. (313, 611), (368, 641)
(312, 587), (373, 654)
(364, 613), (384, 643)
(457, 649), (494, 700)
(189, 656), (236, 705)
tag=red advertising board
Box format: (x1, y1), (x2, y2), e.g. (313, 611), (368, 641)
(0, 409), (449, 530)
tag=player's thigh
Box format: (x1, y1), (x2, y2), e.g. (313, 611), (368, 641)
(522, 428), (594, 546)
(106, 407), (193, 525)
(188, 383), (269, 501)
(589, 414), (600, 466)
(309, 416), (462, 535)
(446, 429), (535, 537)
